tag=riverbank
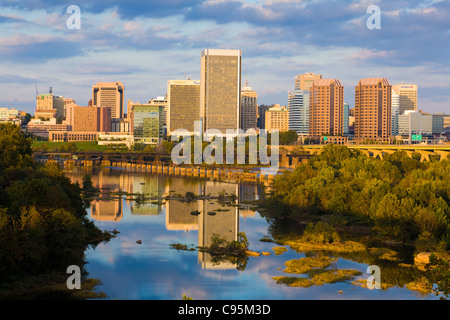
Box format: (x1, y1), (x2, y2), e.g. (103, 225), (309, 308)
(0, 272), (107, 300)
(61, 165), (448, 299)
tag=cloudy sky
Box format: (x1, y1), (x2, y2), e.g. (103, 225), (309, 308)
(0, 0), (449, 115)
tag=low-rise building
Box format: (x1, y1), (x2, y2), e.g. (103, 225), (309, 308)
(49, 131), (99, 142)
(27, 118), (69, 139)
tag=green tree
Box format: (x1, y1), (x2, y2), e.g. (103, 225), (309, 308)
(0, 123), (107, 286)
(67, 142), (78, 153)
(279, 130), (298, 145)
(0, 123), (33, 171)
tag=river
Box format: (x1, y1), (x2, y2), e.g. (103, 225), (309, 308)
(64, 167), (443, 300)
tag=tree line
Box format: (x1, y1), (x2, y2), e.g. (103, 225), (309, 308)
(264, 144), (450, 247)
(0, 123), (106, 287)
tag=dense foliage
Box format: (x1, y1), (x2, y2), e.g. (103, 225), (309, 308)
(0, 124), (104, 284)
(265, 144), (450, 245)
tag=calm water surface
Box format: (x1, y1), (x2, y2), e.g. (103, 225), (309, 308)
(65, 168), (440, 300)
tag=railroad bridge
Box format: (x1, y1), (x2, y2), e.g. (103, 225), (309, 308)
(278, 145), (450, 165)
(34, 144), (450, 171)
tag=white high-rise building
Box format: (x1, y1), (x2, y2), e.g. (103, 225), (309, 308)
(392, 83), (417, 115)
(288, 89), (309, 136)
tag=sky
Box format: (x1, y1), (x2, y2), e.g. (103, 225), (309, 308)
(0, 0), (449, 115)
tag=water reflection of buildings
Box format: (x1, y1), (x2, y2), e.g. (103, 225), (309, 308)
(91, 198), (123, 222)
(81, 169), (130, 222)
(164, 179), (239, 269)
(198, 182), (239, 270)
(128, 175), (166, 215)
(165, 178), (201, 231)
(67, 169), (261, 269)
(164, 179), (263, 270)
(89, 169), (134, 221)
(238, 184), (259, 218)
(66, 169), (168, 221)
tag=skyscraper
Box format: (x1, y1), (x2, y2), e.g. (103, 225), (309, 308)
(392, 83), (417, 115)
(343, 103), (350, 136)
(288, 89), (309, 136)
(391, 90), (400, 137)
(295, 72), (323, 91)
(200, 49), (241, 136)
(167, 79), (200, 135)
(308, 79), (344, 138)
(240, 81), (258, 131)
(92, 82), (125, 119)
(354, 78), (392, 141)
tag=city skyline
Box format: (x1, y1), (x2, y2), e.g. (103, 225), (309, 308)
(0, 1), (448, 115)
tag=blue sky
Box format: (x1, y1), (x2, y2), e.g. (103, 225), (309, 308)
(0, 0), (449, 115)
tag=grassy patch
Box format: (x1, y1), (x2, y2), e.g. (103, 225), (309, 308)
(283, 256), (336, 274)
(309, 269), (362, 285)
(281, 237), (366, 253)
(274, 254), (362, 288)
(351, 279), (393, 291)
(272, 246), (287, 255)
(276, 222), (367, 253)
(405, 276), (434, 295)
(273, 269), (362, 288)
(33, 141), (110, 152)
(273, 276), (312, 288)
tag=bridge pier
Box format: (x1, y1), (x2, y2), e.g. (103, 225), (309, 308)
(435, 150), (449, 162)
(371, 150), (384, 160)
(415, 150), (433, 162)
(102, 159), (112, 167)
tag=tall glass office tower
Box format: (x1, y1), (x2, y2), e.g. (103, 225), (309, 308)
(288, 89), (309, 136)
(200, 49), (241, 136)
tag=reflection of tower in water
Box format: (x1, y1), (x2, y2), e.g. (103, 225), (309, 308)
(89, 169), (126, 222)
(238, 184), (259, 218)
(198, 181), (239, 270)
(91, 198), (123, 222)
(129, 174), (166, 215)
(165, 177), (202, 231)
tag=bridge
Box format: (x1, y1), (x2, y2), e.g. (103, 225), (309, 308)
(277, 144), (450, 163)
(33, 144), (450, 172)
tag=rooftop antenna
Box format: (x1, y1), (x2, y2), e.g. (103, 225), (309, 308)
(35, 82), (39, 96)
(49, 86), (53, 94)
